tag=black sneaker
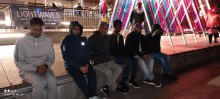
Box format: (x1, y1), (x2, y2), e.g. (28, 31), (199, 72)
(152, 79), (162, 88)
(129, 80), (140, 88)
(143, 79), (155, 85)
(120, 81), (130, 91)
(115, 85), (129, 94)
(162, 74), (172, 80)
(163, 74), (179, 81)
(170, 74), (179, 81)
(143, 79), (162, 88)
(100, 87), (109, 97)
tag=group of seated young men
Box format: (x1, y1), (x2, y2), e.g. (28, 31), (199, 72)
(14, 17), (178, 99)
(60, 19), (179, 99)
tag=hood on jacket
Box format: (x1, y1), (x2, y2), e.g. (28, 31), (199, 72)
(69, 21), (83, 36)
(151, 24), (162, 34)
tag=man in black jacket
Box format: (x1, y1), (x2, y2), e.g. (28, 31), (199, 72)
(125, 23), (162, 87)
(110, 20), (139, 93)
(88, 22), (124, 96)
(146, 24), (178, 81)
(60, 21), (98, 99)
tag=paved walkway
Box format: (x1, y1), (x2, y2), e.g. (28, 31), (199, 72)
(105, 56), (220, 99)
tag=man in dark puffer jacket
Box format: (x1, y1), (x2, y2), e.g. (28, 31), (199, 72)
(60, 21), (98, 99)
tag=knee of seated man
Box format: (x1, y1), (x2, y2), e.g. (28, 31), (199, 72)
(161, 58), (165, 63)
(34, 78), (47, 88)
(104, 69), (113, 76)
(47, 76), (57, 85)
(115, 64), (123, 72)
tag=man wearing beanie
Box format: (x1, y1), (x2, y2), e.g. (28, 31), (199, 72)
(125, 23), (162, 88)
(60, 21), (98, 99)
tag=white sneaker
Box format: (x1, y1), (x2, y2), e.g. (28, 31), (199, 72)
(93, 96), (99, 99)
(89, 96), (99, 99)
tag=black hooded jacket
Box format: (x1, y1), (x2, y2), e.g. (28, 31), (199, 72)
(110, 33), (125, 57)
(125, 31), (149, 58)
(88, 31), (112, 66)
(146, 24), (162, 53)
(60, 21), (91, 70)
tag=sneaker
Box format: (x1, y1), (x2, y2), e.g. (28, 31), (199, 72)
(170, 74), (179, 81)
(129, 80), (140, 88)
(120, 82), (130, 91)
(143, 79), (162, 88)
(115, 85), (129, 94)
(89, 96), (98, 99)
(92, 96), (99, 99)
(163, 74), (179, 81)
(152, 79), (162, 88)
(100, 87), (109, 97)
(162, 74), (172, 80)
(143, 79), (155, 85)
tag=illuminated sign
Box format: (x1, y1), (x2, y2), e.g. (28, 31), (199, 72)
(11, 6), (63, 26)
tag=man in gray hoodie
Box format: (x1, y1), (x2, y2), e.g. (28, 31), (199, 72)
(14, 17), (57, 99)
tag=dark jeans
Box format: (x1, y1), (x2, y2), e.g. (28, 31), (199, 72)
(114, 56), (138, 81)
(150, 52), (172, 74)
(66, 65), (97, 99)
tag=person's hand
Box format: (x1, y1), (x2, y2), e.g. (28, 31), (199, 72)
(80, 66), (85, 73)
(160, 29), (164, 36)
(36, 65), (47, 75)
(80, 65), (89, 74)
(84, 64), (89, 73)
(152, 29), (164, 37)
(143, 55), (149, 60)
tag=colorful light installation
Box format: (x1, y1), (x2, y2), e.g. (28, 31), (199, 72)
(109, 0), (140, 31)
(109, 0), (211, 45)
(110, 0), (210, 32)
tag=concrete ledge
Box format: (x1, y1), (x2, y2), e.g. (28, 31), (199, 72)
(2, 44), (220, 99)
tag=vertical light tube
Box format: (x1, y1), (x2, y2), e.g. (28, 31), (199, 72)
(141, 0), (152, 31)
(170, 0), (187, 45)
(122, 0), (136, 35)
(205, 0), (211, 9)
(181, 0), (198, 43)
(159, 0), (173, 46)
(109, 0), (119, 32)
(191, 0), (208, 41)
(198, 0), (208, 41)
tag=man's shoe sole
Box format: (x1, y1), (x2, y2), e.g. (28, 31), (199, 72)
(143, 81), (155, 85)
(100, 89), (108, 96)
(155, 84), (162, 88)
(129, 83), (140, 88)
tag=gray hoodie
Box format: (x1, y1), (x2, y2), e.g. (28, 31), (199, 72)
(14, 32), (55, 75)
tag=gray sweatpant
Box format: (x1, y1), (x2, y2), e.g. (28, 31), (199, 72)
(20, 68), (57, 99)
(93, 61), (123, 90)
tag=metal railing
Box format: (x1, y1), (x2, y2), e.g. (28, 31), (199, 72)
(63, 9), (112, 29)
